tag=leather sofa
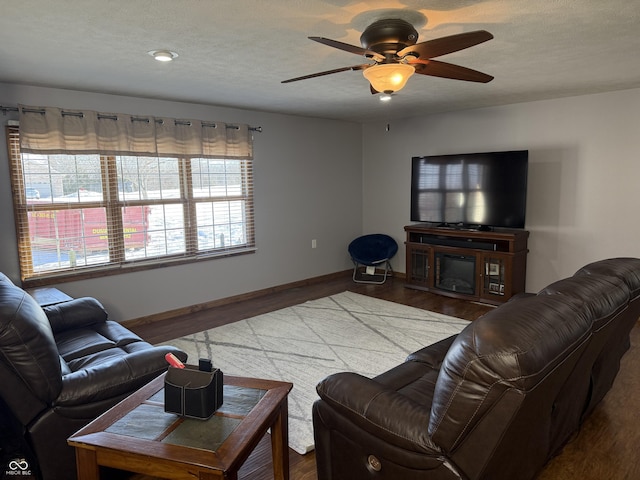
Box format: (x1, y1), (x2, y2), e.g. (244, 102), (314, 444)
(0, 273), (187, 480)
(313, 257), (640, 480)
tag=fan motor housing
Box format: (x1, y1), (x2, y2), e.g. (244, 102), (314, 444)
(360, 19), (418, 55)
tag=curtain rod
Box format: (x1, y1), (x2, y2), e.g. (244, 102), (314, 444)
(0, 105), (262, 133)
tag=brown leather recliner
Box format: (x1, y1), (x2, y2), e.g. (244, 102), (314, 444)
(0, 273), (187, 480)
(313, 258), (640, 480)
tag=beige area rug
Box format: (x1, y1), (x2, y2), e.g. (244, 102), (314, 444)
(161, 291), (469, 454)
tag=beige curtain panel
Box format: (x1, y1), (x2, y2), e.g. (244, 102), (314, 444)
(18, 104), (253, 159)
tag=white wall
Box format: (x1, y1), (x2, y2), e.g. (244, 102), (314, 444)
(0, 83), (363, 321)
(362, 87), (640, 292)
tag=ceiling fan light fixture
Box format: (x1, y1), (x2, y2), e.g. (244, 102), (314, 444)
(363, 63), (415, 94)
(149, 49), (178, 62)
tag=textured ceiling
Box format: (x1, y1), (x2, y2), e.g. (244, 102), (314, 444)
(2, 1), (640, 122)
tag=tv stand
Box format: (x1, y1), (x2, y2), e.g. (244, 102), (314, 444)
(404, 224), (529, 305)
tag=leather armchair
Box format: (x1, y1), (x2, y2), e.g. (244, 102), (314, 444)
(0, 273), (187, 480)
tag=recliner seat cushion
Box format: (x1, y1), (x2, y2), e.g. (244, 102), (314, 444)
(55, 329), (117, 360)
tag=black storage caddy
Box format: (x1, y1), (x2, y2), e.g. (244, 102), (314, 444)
(164, 365), (224, 419)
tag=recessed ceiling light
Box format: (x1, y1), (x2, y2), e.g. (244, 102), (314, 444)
(148, 49), (178, 62)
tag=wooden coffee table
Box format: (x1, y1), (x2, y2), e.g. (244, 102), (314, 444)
(68, 373), (293, 480)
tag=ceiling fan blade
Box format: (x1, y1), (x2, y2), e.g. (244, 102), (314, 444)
(413, 59), (494, 83)
(309, 37), (384, 61)
(398, 30), (493, 59)
(282, 64), (369, 84)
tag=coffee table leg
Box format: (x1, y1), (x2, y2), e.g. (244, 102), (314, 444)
(75, 448), (100, 480)
(270, 398), (290, 480)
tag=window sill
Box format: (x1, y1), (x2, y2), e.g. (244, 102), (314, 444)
(21, 247), (257, 288)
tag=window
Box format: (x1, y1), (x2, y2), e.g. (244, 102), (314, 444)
(7, 111), (255, 284)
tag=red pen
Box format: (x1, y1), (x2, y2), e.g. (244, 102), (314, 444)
(165, 352), (185, 369)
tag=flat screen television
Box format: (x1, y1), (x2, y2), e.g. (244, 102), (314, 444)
(410, 150), (528, 229)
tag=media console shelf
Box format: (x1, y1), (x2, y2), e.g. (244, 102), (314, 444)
(404, 224), (529, 305)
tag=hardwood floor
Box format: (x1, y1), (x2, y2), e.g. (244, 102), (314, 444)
(130, 274), (640, 480)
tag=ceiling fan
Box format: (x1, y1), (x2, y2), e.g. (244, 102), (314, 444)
(282, 18), (494, 95)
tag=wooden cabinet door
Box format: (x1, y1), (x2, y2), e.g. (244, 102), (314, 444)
(406, 244), (433, 288)
(479, 253), (513, 301)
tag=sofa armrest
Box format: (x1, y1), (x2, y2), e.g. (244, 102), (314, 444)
(44, 297), (108, 334)
(316, 372), (441, 454)
(56, 346), (184, 406)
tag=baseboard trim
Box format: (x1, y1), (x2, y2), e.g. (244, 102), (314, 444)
(122, 269), (353, 330)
